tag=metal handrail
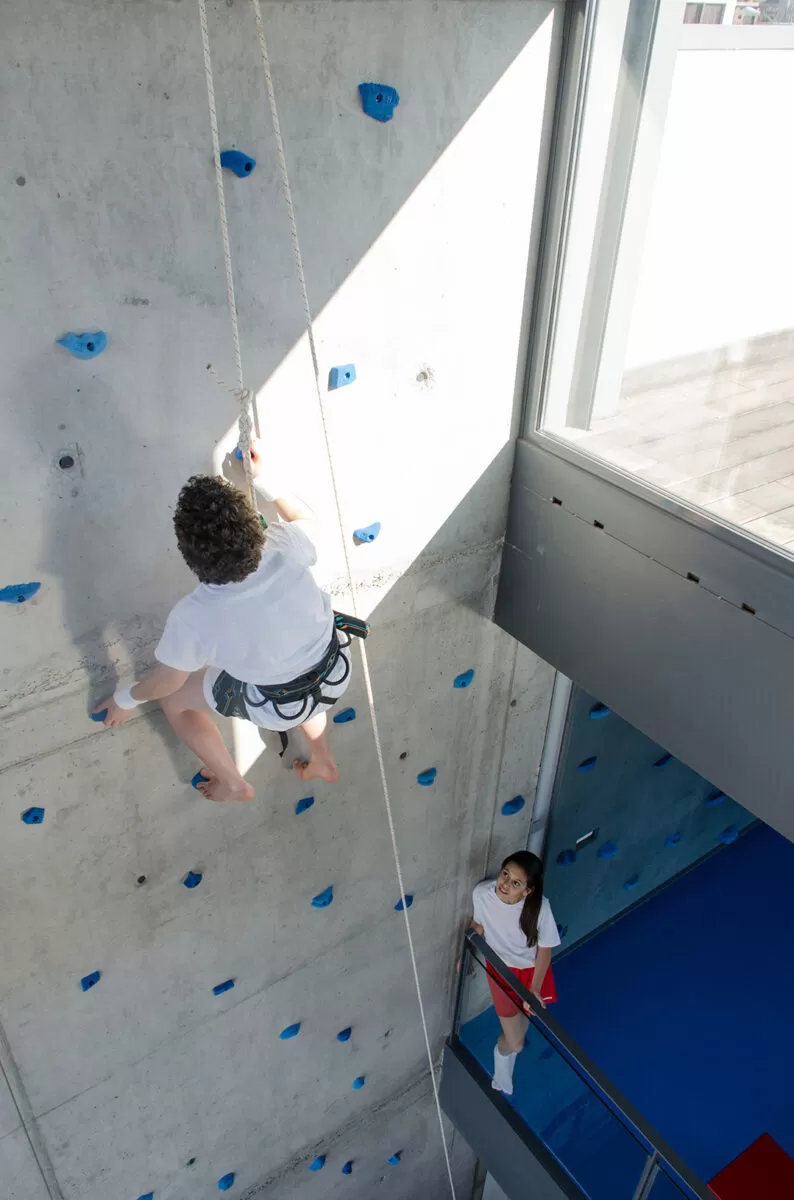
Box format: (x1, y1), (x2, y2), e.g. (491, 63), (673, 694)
(456, 932), (712, 1200)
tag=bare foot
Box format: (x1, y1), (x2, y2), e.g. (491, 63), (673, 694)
(291, 756), (340, 785)
(195, 771), (255, 803)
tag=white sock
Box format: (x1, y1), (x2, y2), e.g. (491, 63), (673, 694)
(491, 1044), (517, 1095)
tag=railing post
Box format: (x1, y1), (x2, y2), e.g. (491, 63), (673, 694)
(631, 1151), (660, 1200)
(450, 933), (470, 1035)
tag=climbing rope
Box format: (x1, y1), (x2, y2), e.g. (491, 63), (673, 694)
(197, 0), (256, 506)
(198, 4), (457, 1192)
(247, 7), (457, 1195)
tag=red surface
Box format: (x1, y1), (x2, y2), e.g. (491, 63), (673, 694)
(708, 1133), (794, 1199)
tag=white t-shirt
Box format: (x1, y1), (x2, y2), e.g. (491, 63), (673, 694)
(472, 879), (561, 969)
(155, 520), (334, 684)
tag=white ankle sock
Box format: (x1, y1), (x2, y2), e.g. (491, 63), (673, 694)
(491, 1044), (517, 1095)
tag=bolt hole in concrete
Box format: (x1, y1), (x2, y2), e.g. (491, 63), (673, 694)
(16, 175), (25, 186)
(136, 875), (146, 886)
(58, 454), (75, 470)
(399, 752), (407, 760)
(186, 1158), (196, 1167)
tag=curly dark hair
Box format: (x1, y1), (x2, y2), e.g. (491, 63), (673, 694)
(173, 475), (265, 584)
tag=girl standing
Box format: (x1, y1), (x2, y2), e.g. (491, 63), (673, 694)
(470, 851), (560, 1095)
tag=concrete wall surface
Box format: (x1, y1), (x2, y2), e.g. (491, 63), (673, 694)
(0, 2), (559, 1197)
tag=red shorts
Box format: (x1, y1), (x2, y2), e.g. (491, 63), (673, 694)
(487, 961), (558, 1018)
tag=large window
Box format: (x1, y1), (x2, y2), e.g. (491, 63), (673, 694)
(532, 0), (794, 555)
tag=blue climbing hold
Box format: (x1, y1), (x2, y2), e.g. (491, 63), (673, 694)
(333, 708), (356, 724)
(454, 669), (475, 689)
(0, 582), (41, 604)
(137, 1194), (154, 1200)
(577, 756), (597, 773)
(21, 807), (45, 825)
(218, 1173), (235, 1191)
(220, 149), (256, 177)
(557, 923), (568, 939)
(501, 795), (526, 816)
(280, 1023), (301, 1040)
(183, 871), (203, 889)
(90, 709), (107, 722)
(557, 849), (577, 866)
(191, 771), (209, 791)
(329, 364), (357, 390)
(598, 840), (618, 860)
(296, 796), (315, 815)
(623, 874), (640, 891)
(387, 1153), (402, 1165)
(394, 895), (413, 911)
(589, 703), (611, 719)
(80, 971), (101, 992)
(417, 768), (436, 787)
(353, 522), (381, 544)
(213, 979), (235, 996)
(719, 825), (739, 845)
(311, 886), (334, 909)
(352, 1076), (365, 1090)
(309, 1156), (326, 1171)
(359, 82), (400, 122)
(56, 331), (107, 359)
(337, 1027), (352, 1042)
(653, 753), (673, 769)
(342, 1161), (353, 1175)
(664, 832), (682, 848)
(706, 790), (726, 806)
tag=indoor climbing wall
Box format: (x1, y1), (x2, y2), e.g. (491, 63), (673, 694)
(0, 2), (561, 1198)
(546, 686), (756, 952)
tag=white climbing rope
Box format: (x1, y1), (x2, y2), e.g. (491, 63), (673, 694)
(247, 5), (457, 1196)
(197, 0), (256, 505)
(197, 3), (457, 1189)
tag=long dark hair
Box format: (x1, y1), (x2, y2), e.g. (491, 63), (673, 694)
(501, 851), (545, 947)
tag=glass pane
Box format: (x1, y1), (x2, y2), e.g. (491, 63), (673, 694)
(540, 4), (794, 553)
(456, 948), (651, 1200)
(733, 3), (794, 24)
(648, 1164), (699, 1200)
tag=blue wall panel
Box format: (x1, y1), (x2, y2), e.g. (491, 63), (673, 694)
(546, 687), (755, 952)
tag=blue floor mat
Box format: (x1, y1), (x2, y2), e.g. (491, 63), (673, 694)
(460, 1005), (653, 1200)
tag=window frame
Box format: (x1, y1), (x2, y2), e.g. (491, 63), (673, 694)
(519, 0), (794, 585)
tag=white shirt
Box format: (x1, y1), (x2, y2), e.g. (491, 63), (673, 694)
(472, 879), (561, 969)
(155, 520), (334, 684)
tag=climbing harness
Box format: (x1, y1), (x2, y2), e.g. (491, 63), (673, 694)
(199, 3), (457, 1194)
(213, 611), (366, 724)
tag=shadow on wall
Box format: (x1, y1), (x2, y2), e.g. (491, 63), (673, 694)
(1, 0), (559, 711)
(0, 6), (564, 1197)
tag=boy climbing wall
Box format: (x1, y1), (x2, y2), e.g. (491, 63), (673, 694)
(93, 446), (352, 801)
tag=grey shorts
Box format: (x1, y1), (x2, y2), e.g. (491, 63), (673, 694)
(203, 644), (352, 732)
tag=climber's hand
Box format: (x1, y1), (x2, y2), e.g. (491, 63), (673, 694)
(94, 697), (134, 728)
